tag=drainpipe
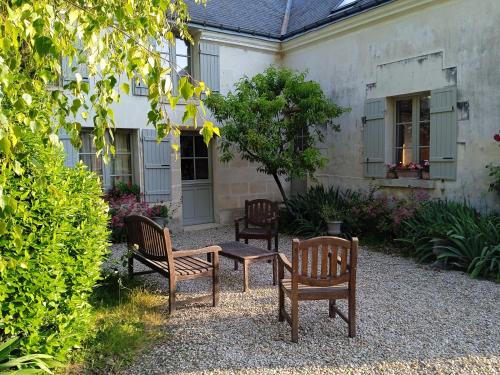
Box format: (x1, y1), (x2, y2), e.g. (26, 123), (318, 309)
(280, 0), (293, 36)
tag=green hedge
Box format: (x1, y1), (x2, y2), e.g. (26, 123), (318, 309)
(0, 131), (109, 359)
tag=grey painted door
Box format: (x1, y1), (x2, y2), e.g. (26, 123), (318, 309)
(181, 133), (214, 225)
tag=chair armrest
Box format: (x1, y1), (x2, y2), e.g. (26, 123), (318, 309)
(278, 253), (292, 273)
(172, 245), (221, 258)
(234, 216), (246, 223)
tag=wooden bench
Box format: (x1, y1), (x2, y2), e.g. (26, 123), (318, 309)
(124, 215), (221, 314)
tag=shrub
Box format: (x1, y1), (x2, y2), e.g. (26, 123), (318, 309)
(0, 131), (109, 360)
(105, 194), (151, 243)
(398, 200), (500, 280)
(106, 180), (141, 201)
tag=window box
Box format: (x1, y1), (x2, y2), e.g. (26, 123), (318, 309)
(396, 169), (420, 179)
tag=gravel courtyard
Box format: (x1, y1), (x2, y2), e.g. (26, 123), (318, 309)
(113, 226), (499, 375)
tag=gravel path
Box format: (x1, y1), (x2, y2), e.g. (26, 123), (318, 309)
(111, 226), (499, 375)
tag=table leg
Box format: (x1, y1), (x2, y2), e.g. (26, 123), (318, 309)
(272, 256), (277, 286)
(243, 260), (249, 292)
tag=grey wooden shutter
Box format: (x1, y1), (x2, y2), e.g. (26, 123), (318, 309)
(429, 87), (457, 180)
(142, 129), (171, 202)
(199, 42), (220, 92)
(59, 128), (79, 167)
(363, 98), (386, 177)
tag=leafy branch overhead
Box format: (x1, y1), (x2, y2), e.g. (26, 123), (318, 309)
(0, 0), (217, 182)
(206, 66), (348, 201)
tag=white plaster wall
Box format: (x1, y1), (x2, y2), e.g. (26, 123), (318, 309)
(282, 0), (500, 210)
(210, 37), (289, 224)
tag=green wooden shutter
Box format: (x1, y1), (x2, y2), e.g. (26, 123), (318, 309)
(142, 129), (172, 203)
(59, 129), (79, 167)
(429, 87), (457, 180)
(199, 42), (220, 92)
(363, 98), (386, 177)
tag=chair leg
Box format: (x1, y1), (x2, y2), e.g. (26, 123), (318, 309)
(291, 297), (299, 343)
(212, 256), (220, 307)
(329, 299), (336, 319)
(243, 260), (249, 292)
(234, 260), (239, 270)
(168, 280), (176, 315)
(348, 292), (356, 338)
(274, 234), (279, 252)
(267, 237), (271, 251)
(272, 257), (277, 286)
(278, 285), (284, 322)
(244, 238), (248, 244)
(128, 256), (134, 279)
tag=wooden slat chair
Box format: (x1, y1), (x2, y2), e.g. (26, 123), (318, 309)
(278, 236), (359, 343)
(235, 199), (279, 252)
(124, 215), (221, 314)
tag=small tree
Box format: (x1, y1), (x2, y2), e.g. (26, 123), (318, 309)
(206, 66), (347, 201)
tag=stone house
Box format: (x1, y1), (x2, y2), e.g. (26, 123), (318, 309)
(62, 0), (500, 229)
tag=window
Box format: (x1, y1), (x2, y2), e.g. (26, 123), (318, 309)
(79, 130), (134, 188)
(394, 95), (430, 165)
(180, 134), (209, 181)
(132, 37), (192, 96)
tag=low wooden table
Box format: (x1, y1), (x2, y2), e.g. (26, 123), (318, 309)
(217, 241), (277, 292)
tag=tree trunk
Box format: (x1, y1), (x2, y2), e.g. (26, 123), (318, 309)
(272, 173), (287, 202)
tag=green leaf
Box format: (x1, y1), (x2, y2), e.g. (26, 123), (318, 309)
(120, 82), (130, 95)
(22, 94), (32, 106)
(179, 77), (194, 101)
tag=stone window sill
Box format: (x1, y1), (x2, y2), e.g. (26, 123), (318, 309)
(375, 178), (436, 189)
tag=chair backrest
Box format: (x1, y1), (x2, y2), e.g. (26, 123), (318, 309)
(124, 215), (174, 264)
(245, 199), (278, 227)
(292, 236), (358, 287)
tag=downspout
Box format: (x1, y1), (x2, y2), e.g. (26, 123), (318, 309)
(280, 0), (293, 36)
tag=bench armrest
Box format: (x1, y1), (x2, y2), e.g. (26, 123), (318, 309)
(172, 245), (221, 258)
(278, 253), (292, 273)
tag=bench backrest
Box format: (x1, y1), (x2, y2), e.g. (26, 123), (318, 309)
(245, 199), (278, 227)
(292, 236), (358, 287)
(124, 215), (174, 265)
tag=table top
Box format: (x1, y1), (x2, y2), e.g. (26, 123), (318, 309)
(217, 241), (276, 261)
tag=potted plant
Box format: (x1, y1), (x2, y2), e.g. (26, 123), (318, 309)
(150, 203), (170, 227)
(386, 163), (398, 179)
(320, 204), (344, 235)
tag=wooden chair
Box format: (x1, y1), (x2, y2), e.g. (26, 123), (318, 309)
(235, 199), (279, 252)
(278, 236), (359, 343)
(124, 215), (220, 314)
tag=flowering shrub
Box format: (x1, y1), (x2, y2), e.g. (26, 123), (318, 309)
(106, 180), (141, 201)
(105, 193), (152, 242)
(150, 203), (171, 219)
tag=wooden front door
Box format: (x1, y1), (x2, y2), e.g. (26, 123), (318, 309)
(181, 133), (214, 225)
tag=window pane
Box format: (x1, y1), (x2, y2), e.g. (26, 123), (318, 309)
(80, 132), (96, 153)
(111, 154), (132, 175)
(195, 136), (208, 157)
(419, 147), (430, 162)
(114, 133), (131, 153)
(81, 154), (103, 176)
(181, 135), (194, 157)
(176, 55), (189, 77)
(419, 122), (430, 147)
(175, 39), (189, 57)
(420, 96), (430, 122)
(395, 122), (414, 164)
(195, 158), (209, 180)
(111, 176), (132, 186)
(396, 99), (412, 124)
(181, 158), (195, 180)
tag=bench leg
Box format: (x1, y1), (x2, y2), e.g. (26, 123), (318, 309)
(234, 260), (238, 270)
(169, 280), (176, 315)
(348, 292), (356, 338)
(243, 260), (249, 292)
(329, 299), (336, 319)
(291, 297), (299, 343)
(278, 283), (284, 322)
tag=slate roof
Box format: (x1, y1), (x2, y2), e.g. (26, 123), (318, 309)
(186, 0), (394, 40)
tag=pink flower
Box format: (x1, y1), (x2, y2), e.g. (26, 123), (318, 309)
(494, 133), (500, 142)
